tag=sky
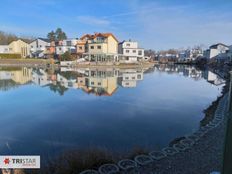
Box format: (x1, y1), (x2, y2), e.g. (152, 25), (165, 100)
(0, 0), (232, 50)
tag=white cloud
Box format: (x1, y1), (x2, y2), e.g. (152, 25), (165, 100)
(76, 16), (110, 26)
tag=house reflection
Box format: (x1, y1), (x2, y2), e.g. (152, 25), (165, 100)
(0, 65), (225, 94)
(57, 68), (144, 96)
(0, 67), (32, 91)
(154, 64), (225, 85)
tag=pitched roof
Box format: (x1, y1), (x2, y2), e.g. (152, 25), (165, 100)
(210, 43), (229, 49)
(9, 39), (29, 45)
(30, 38), (50, 43)
(80, 33), (118, 42)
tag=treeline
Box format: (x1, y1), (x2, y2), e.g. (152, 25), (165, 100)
(0, 31), (34, 44)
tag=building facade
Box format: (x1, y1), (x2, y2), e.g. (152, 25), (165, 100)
(30, 38), (50, 58)
(56, 39), (78, 55)
(118, 41), (144, 62)
(80, 33), (119, 62)
(8, 39), (30, 58)
(204, 43), (229, 60)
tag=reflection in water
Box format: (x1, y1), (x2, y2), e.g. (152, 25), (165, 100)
(0, 65), (225, 160)
(0, 67), (32, 91)
(0, 65), (225, 94)
(31, 67), (145, 96)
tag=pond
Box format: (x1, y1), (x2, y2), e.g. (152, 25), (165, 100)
(0, 65), (224, 160)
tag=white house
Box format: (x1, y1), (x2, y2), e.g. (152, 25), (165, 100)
(227, 45), (232, 62)
(204, 43), (229, 60)
(56, 39), (78, 55)
(179, 48), (203, 62)
(0, 45), (10, 53)
(30, 38), (50, 58)
(118, 40), (145, 62)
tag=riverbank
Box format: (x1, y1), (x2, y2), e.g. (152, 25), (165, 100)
(0, 58), (53, 67)
(0, 59), (155, 69)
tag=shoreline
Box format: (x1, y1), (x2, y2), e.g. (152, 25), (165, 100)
(0, 59), (155, 69)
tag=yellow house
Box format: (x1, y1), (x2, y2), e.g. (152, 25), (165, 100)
(81, 33), (118, 54)
(9, 39), (30, 58)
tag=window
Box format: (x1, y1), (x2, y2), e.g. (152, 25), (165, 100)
(79, 46), (83, 50)
(138, 50), (142, 55)
(133, 50), (136, 53)
(40, 45), (42, 48)
(98, 82), (101, 86)
(91, 46), (94, 49)
(126, 83), (129, 85)
(132, 77), (135, 80)
(91, 82), (94, 85)
(137, 74), (141, 79)
(67, 41), (72, 46)
(126, 50), (130, 53)
(126, 43), (130, 47)
(125, 77), (129, 80)
(59, 48), (62, 51)
(97, 45), (101, 49)
(80, 80), (83, 83)
(31, 46), (33, 48)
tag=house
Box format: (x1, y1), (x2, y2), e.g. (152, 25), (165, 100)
(178, 48), (203, 62)
(81, 33), (119, 62)
(227, 45), (232, 62)
(76, 40), (87, 56)
(8, 39), (30, 58)
(29, 38), (50, 58)
(0, 45), (9, 53)
(204, 43), (229, 60)
(118, 40), (145, 63)
(56, 39), (78, 55)
(44, 41), (56, 58)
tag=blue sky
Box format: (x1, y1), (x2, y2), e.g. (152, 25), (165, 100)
(0, 0), (232, 50)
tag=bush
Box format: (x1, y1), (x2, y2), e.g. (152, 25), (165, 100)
(60, 51), (75, 61)
(0, 53), (21, 59)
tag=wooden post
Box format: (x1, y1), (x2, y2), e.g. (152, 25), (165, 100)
(222, 71), (232, 174)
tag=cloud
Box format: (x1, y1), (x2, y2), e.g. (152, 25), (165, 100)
(76, 16), (110, 26)
(127, 1), (232, 49)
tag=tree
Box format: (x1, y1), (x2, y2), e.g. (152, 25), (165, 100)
(47, 28), (67, 41)
(60, 51), (74, 61)
(55, 28), (67, 41)
(47, 30), (56, 42)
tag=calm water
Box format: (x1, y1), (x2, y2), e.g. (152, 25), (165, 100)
(0, 65), (224, 158)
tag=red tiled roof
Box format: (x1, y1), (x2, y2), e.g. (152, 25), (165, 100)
(80, 33), (118, 42)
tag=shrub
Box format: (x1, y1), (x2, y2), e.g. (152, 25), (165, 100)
(60, 51), (76, 61)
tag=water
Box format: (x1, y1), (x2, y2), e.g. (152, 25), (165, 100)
(0, 65), (224, 158)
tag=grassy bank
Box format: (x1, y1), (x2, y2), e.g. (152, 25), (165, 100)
(0, 58), (54, 67)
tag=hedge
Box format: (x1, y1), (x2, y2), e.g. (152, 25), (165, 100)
(0, 53), (22, 59)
